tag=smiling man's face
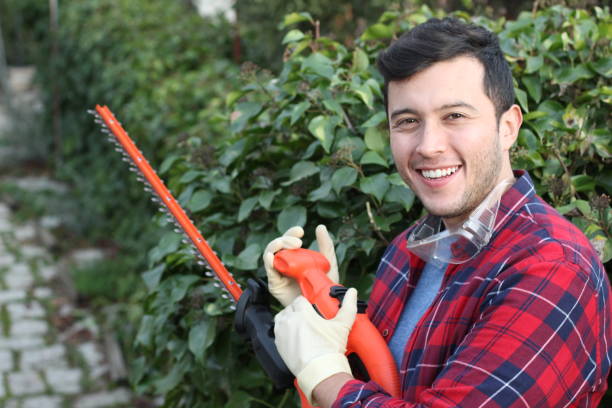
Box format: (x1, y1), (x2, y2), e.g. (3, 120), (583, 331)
(387, 56), (519, 228)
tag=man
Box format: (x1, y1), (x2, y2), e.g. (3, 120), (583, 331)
(264, 17), (612, 407)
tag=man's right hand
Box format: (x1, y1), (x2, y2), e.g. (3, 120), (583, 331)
(263, 225), (339, 306)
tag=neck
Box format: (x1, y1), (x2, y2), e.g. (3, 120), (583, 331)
(442, 171), (515, 231)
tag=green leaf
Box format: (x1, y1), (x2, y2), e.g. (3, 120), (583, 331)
(219, 138), (248, 167)
(364, 127), (387, 153)
(307, 180), (332, 201)
(188, 319), (217, 363)
(517, 128), (539, 151)
(360, 151), (389, 167)
(524, 111), (548, 121)
(281, 12), (313, 28)
(148, 233), (181, 264)
(361, 23), (394, 40)
(290, 100), (311, 125)
(554, 64), (593, 84)
(258, 189), (280, 210)
(522, 75), (542, 103)
(360, 174), (390, 202)
(187, 190), (213, 212)
(525, 55), (543, 74)
(154, 361), (186, 394)
(361, 111), (387, 128)
(352, 82), (374, 109)
(571, 175), (596, 193)
(591, 56), (612, 77)
(226, 391), (253, 408)
(180, 170), (204, 183)
(515, 88), (529, 112)
(135, 315), (155, 348)
(238, 197), (259, 222)
(282, 161), (319, 186)
(388, 172), (407, 186)
(352, 48), (369, 72)
(225, 90), (244, 108)
(234, 244), (262, 270)
(575, 199), (593, 217)
(277, 205), (307, 233)
(282, 29), (305, 44)
(331, 167), (358, 194)
(142, 264), (165, 292)
(308, 115), (336, 153)
(230, 102), (263, 133)
(159, 155), (180, 175)
(170, 275), (200, 303)
(302, 53), (334, 79)
(384, 185), (415, 211)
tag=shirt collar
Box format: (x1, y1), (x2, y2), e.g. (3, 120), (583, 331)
(493, 170), (535, 233)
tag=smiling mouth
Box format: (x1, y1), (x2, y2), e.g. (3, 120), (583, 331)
(419, 166), (460, 180)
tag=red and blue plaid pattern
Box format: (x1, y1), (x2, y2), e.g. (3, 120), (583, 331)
(334, 171), (612, 407)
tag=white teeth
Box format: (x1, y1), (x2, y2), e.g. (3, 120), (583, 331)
(421, 166), (458, 179)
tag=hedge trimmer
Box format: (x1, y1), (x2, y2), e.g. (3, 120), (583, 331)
(90, 105), (400, 405)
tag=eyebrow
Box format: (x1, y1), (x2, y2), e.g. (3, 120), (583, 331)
(389, 101), (478, 121)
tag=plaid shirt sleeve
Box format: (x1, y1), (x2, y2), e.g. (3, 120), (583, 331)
(332, 171), (612, 408)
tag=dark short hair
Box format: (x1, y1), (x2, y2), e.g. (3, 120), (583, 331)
(377, 17), (514, 120)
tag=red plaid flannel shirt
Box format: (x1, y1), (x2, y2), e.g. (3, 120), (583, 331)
(333, 171), (612, 407)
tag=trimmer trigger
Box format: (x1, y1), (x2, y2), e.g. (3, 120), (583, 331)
(329, 285), (368, 313)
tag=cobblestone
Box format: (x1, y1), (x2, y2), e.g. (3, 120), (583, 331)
(8, 371), (46, 395)
(0, 66), (135, 407)
(0, 336), (45, 350)
(7, 301), (46, 319)
(22, 395), (63, 408)
(0, 349), (14, 371)
(11, 319), (48, 337)
(21, 345), (66, 370)
(74, 388), (131, 408)
(45, 367), (83, 394)
(5, 264), (34, 289)
(0, 290), (27, 304)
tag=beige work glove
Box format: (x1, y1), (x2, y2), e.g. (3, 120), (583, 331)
(274, 288), (358, 405)
(263, 225), (339, 307)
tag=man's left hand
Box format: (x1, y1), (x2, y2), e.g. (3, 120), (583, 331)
(274, 288), (358, 404)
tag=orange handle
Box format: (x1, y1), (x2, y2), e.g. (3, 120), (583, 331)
(274, 248), (401, 399)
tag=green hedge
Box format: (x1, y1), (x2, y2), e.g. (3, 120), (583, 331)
(134, 5), (611, 406)
(37, 0), (237, 251)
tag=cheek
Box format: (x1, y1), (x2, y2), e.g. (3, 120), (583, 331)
(390, 134), (412, 163)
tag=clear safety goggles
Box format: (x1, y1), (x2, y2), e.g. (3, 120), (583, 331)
(406, 179), (513, 264)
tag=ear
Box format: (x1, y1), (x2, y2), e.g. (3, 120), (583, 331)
(499, 104), (522, 152)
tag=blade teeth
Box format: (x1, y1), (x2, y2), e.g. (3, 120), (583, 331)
(229, 304), (236, 311)
(205, 271), (214, 277)
(221, 293), (230, 299)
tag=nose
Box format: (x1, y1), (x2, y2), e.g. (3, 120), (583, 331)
(415, 122), (446, 158)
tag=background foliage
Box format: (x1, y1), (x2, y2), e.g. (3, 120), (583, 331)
(1, 0), (610, 406)
(137, 4), (611, 406)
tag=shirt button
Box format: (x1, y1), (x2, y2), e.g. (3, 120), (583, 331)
(382, 329), (389, 337)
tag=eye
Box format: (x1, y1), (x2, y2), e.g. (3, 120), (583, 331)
(446, 113), (465, 120)
(393, 117), (418, 128)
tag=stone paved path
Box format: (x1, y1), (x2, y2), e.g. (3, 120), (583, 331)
(0, 67), (135, 407)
